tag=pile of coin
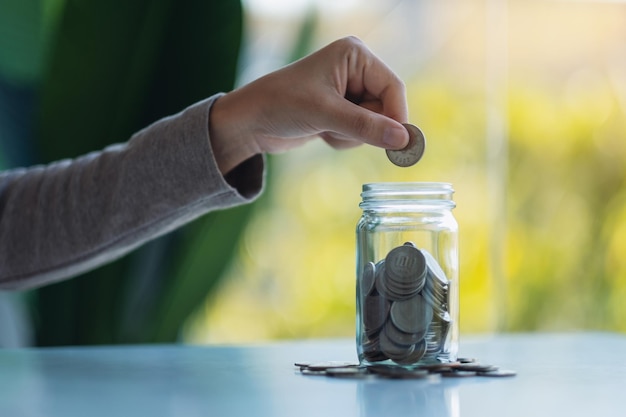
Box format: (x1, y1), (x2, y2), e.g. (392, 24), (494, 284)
(295, 360), (516, 380)
(385, 123), (426, 167)
(359, 242), (451, 365)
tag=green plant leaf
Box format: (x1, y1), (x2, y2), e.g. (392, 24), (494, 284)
(32, 0), (246, 345)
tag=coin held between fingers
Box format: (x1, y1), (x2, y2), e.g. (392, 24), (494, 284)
(386, 124), (426, 167)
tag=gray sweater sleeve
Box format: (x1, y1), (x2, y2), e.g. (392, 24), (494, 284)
(0, 94), (265, 290)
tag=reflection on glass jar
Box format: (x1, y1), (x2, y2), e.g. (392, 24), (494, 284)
(356, 183), (459, 367)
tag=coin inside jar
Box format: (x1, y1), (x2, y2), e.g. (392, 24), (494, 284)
(390, 294), (433, 334)
(385, 123), (426, 167)
(360, 261), (376, 298)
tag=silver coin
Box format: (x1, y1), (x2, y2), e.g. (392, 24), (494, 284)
(377, 272), (419, 301)
(360, 261), (376, 298)
(379, 328), (415, 360)
(326, 367), (372, 379)
(363, 294), (390, 335)
(375, 262), (412, 301)
(385, 245), (426, 285)
(422, 285), (448, 315)
(363, 347), (388, 363)
(424, 319), (450, 356)
(441, 370), (477, 378)
(416, 362), (460, 372)
(385, 124), (426, 167)
(477, 369), (517, 377)
(361, 337), (379, 352)
(422, 282), (446, 302)
(422, 249), (450, 286)
(390, 294), (433, 334)
(383, 319), (426, 347)
(303, 361), (360, 371)
(457, 363), (499, 372)
(368, 365), (431, 379)
(395, 339), (427, 365)
(300, 369), (327, 376)
(362, 338), (387, 363)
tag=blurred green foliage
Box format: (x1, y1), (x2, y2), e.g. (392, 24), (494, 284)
(506, 79), (626, 331)
(0, 0), (248, 345)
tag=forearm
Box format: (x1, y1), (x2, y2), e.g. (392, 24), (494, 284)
(0, 95), (264, 290)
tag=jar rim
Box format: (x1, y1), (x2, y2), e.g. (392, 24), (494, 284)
(362, 182), (453, 194)
(360, 182), (455, 210)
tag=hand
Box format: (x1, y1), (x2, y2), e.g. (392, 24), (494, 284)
(209, 36), (409, 174)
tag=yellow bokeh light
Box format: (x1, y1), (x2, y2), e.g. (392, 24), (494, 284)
(185, 0), (626, 344)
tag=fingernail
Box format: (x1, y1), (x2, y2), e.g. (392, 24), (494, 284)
(383, 125), (408, 149)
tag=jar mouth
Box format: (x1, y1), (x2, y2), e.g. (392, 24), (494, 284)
(360, 182), (455, 210)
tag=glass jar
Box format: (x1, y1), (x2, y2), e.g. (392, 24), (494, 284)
(356, 182), (458, 366)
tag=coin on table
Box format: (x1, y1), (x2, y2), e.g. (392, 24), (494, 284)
(326, 367), (372, 379)
(457, 363), (499, 372)
(416, 362), (460, 372)
(441, 370), (477, 378)
(385, 123), (426, 167)
(368, 365), (430, 379)
(477, 369), (517, 377)
(300, 369), (328, 376)
(302, 361), (360, 371)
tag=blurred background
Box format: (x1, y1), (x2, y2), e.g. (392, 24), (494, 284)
(1, 0), (625, 347)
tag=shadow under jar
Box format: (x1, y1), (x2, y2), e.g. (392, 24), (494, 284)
(356, 183), (459, 367)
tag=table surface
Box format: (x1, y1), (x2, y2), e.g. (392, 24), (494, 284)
(1, 332), (625, 417)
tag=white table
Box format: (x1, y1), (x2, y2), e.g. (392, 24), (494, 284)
(1, 333), (624, 416)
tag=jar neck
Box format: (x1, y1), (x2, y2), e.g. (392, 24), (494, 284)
(359, 182), (455, 212)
